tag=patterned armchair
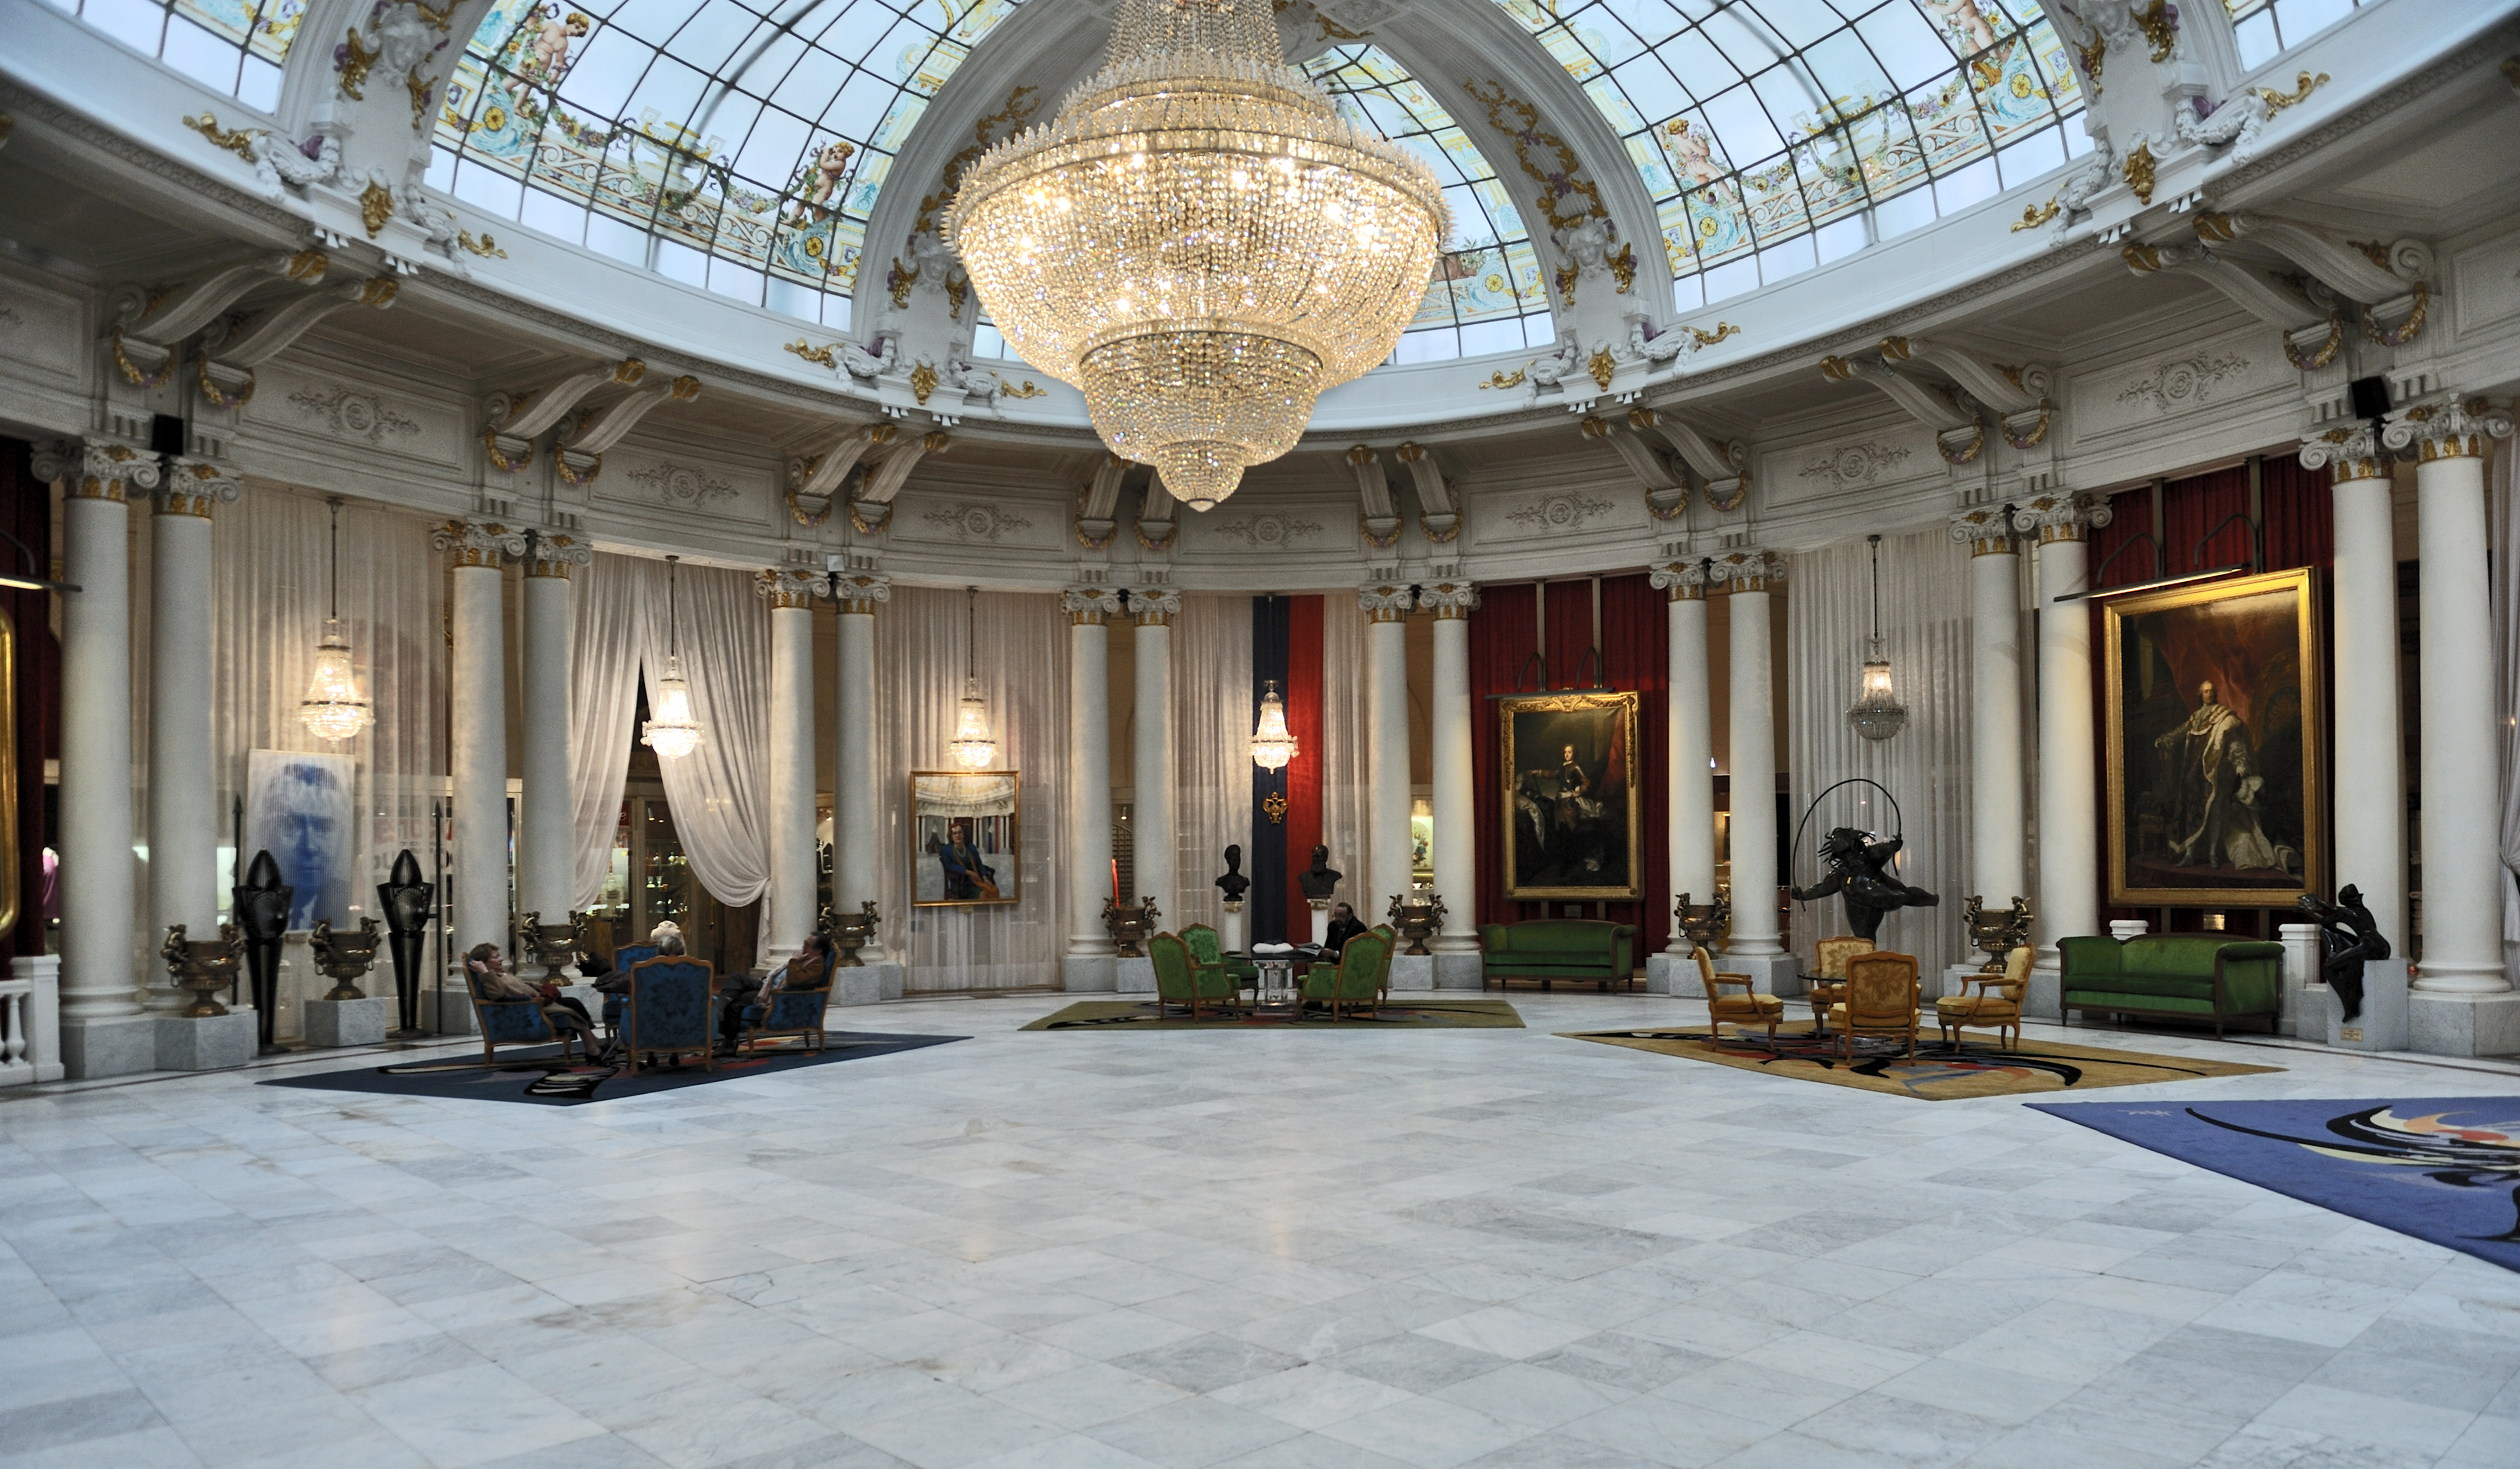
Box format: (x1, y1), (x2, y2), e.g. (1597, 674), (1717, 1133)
(1150, 931), (1239, 1020)
(1303, 928), (1390, 1021)
(1693, 946), (1782, 1043)
(1181, 924), (1258, 997)
(1828, 952), (1921, 1061)
(740, 963), (834, 1055)
(1809, 935), (1874, 1030)
(622, 955), (718, 1075)
(1936, 942), (2032, 1050)
(600, 943), (660, 1035)
(464, 964), (584, 1065)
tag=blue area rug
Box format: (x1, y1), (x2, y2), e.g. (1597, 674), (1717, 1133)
(259, 1032), (966, 1106)
(2034, 1097), (2520, 1272)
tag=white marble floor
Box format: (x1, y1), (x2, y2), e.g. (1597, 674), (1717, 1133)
(4, 992), (2518, 1469)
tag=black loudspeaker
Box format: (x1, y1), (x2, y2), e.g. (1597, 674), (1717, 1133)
(2348, 375), (2390, 422)
(149, 413), (186, 456)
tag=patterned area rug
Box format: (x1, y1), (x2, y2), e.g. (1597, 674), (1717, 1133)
(1023, 999), (1524, 1031)
(1560, 1022), (2278, 1099)
(2036, 1098), (2520, 1272)
(259, 1032), (967, 1105)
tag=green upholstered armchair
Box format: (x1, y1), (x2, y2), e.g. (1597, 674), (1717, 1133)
(1150, 931), (1239, 1019)
(1304, 929), (1390, 1021)
(1181, 924), (1258, 995)
(2058, 933), (2283, 1037)
(1475, 920), (1637, 991)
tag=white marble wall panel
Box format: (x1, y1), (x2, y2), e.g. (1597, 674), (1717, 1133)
(0, 272), (95, 430)
(1172, 500), (1349, 562)
(2450, 226), (2520, 340)
(1762, 429), (1944, 516)
(888, 488), (1066, 554)
(247, 362), (470, 474)
(2064, 326), (2294, 457)
(596, 445), (777, 529)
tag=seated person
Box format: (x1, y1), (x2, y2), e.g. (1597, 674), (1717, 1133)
(598, 922), (684, 1033)
(724, 931), (832, 1050)
(1323, 901), (1368, 956)
(937, 819), (999, 899)
(465, 942), (594, 1044)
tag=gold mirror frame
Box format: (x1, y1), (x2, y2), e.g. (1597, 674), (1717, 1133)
(1499, 690), (1645, 901)
(911, 770), (1021, 908)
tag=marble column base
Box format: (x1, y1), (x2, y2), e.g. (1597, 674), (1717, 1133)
(1116, 957), (1156, 995)
(1387, 955), (1433, 992)
(867, 962), (905, 1001)
(2024, 963), (2063, 1022)
(63, 1014), (158, 1079)
(433, 989), (478, 1035)
(1939, 963), (1995, 1002)
(1433, 953), (1484, 991)
(155, 1012), (255, 1071)
(1721, 952), (1802, 998)
(832, 967), (885, 1007)
(1644, 952), (1690, 995)
(2408, 989), (2520, 1058)
(304, 997), (388, 1049)
(2332, 960), (2412, 1052)
(1063, 954), (1117, 992)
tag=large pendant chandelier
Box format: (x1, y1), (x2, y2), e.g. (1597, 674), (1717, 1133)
(949, 586), (998, 770)
(946, 0), (1448, 512)
(1249, 679), (1296, 771)
(1847, 534), (1908, 742)
(298, 497), (372, 742)
(643, 555), (703, 760)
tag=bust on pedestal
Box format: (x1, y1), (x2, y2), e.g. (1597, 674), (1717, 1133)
(1217, 846), (1249, 954)
(1300, 846), (1339, 944)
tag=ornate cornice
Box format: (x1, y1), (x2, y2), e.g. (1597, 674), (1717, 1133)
(34, 438), (162, 502)
(1062, 586), (1124, 625)
(754, 567), (819, 607)
(2383, 396), (2513, 462)
(2298, 424), (2387, 484)
(432, 517), (529, 568)
(2012, 493), (2114, 544)
(1359, 583), (1417, 622)
(158, 458), (243, 517)
(1947, 507), (2016, 556)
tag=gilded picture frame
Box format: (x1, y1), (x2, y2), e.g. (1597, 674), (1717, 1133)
(1499, 691), (1643, 900)
(911, 770), (1021, 907)
(2103, 566), (2323, 907)
(0, 607), (17, 943)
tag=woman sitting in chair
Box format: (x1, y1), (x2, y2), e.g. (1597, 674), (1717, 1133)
(465, 943), (596, 1047)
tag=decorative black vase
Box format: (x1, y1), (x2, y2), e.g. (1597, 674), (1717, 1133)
(232, 849), (294, 1053)
(378, 848), (435, 1036)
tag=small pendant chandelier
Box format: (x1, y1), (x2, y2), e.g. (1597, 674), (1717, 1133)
(298, 497), (372, 742)
(1249, 679), (1297, 772)
(948, 586), (998, 770)
(642, 555), (703, 759)
(1847, 533), (1908, 742)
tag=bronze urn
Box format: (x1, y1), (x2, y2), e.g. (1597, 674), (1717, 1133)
(161, 923), (242, 1017)
(1385, 891), (1448, 956)
(1101, 896), (1159, 958)
(308, 916), (382, 1001)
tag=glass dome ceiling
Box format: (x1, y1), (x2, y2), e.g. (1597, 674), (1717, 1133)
(1489, 0), (2087, 306)
(54, 0), (303, 109)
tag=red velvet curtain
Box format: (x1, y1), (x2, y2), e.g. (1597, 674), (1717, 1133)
(1281, 594), (1325, 940)
(1599, 574), (1671, 954)
(1468, 584), (1537, 932)
(1544, 578), (1593, 689)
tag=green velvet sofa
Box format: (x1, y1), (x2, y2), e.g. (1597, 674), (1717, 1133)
(1476, 920), (1637, 992)
(2058, 933), (2284, 1037)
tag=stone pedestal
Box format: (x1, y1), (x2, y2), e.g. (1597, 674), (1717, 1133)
(2331, 959), (2410, 1052)
(2024, 966), (2061, 1023)
(1310, 901), (1330, 945)
(1939, 964), (1987, 1002)
(1724, 951), (1802, 999)
(1116, 957), (1156, 995)
(2278, 923), (2322, 1039)
(303, 997), (388, 1049)
(2107, 920), (2149, 941)
(65, 1015), (157, 1080)
(1433, 953), (1483, 991)
(876, 963), (904, 1002)
(7, 956), (65, 1084)
(2409, 992), (2520, 1058)
(433, 986), (477, 1035)
(1220, 907), (1244, 955)
(1062, 955), (1118, 992)
(155, 1012), (255, 1071)
(1644, 953), (1690, 996)
(1387, 955), (1433, 993)
(833, 969), (884, 1007)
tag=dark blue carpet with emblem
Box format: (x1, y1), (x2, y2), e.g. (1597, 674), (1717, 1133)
(260, 1033), (966, 1105)
(2033, 1097), (2520, 1272)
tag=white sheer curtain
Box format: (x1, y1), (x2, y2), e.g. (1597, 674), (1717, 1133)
(1787, 529), (1974, 978)
(637, 559), (770, 911)
(569, 553), (642, 912)
(1319, 590), (1372, 913)
(2492, 442), (2520, 978)
(874, 584), (1072, 990)
(1171, 594), (1252, 934)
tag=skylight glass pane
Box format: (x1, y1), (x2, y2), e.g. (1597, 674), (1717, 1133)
(66, 0), (302, 107)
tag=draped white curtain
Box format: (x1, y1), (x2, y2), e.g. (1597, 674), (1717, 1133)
(874, 585), (1072, 990)
(637, 559), (770, 910)
(1787, 529), (1975, 978)
(2492, 442), (2520, 976)
(1319, 590), (1372, 912)
(1171, 594), (1253, 934)
(569, 553), (643, 911)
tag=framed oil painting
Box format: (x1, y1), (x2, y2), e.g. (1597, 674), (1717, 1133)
(1500, 691), (1642, 900)
(2104, 567), (2322, 907)
(912, 771), (1021, 907)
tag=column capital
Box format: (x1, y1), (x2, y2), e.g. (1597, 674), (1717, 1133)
(35, 437), (162, 501)
(2299, 424), (2387, 484)
(1062, 586), (1124, 624)
(1648, 559), (1710, 599)
(1358, 583), (1416, 622)
(2383, 396), (2513, 462)
(158, 459), (242, 517)
(1421, 579), (1478, 618)
(825, 570), (892, 611)
(519, 530), (593, 578)
(1129, 587), (1182, 625)
(432, 517), (528, 568)
(2012, 493), (2112, 543)
(1707, 548), (1784, 594)
(754, 567), (819, 607)
(1947, 506), (2016, 555)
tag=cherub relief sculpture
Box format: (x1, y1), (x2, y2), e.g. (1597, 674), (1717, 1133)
(1792, 827), (1939, 943)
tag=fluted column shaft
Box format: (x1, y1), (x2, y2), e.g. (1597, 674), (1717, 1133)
(2020, 496), (2108, 969)
(1428, 586), (1478, 950)
(1722, 558), (1782, 957)
(832, 578), (890, 960)
(1132, 593), (1178, 922)
(2313, 438), (2406, 957)
(1655, 567), (1714, 949)
(147, 476), (229, 1010)
(1955, 511), (2026, 907)
(760, 573), (817, 964)
(448, 556), (507, 957)
(516, 555), (576, 931)
(1363, 586), (1415, 916)
(1065, 590), (1119, 960)
(55, 462), (143, 1023)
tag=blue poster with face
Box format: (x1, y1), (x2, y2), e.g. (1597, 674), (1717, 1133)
(244, 750), (355, 931)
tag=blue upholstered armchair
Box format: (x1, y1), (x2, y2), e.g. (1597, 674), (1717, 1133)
(464, 965), (581, 1065)
(740, 965), (834, 1055)
(600, 943), (660, 1034)
(622, 956), (718, 1075)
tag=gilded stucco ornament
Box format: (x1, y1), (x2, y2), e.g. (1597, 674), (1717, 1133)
(358, 176), (394, 237)
(182, 112), (258, 162)
(2121, 139), (2156, 205)
(457, 231), (507, 258)
(2362, 282), (2428, 348)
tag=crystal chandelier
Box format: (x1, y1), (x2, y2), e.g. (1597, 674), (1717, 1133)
(946, 0), (1448, 512)
(643, 555), (703, 759)
(298, 497), (372, 741)
(1249, 679), (1297, 771)
(1847, 534), (1908, 742)
(948, 586), (998, 769)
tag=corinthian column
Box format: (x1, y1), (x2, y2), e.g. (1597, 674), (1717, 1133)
(828, 571), (894, 985)
(35, 440), (158, 1077)
(434, 520), (523, 1020)
(2300, 427), (2404, 980)
(1950, 507), (2026, 913)
(1712, 549), (1796, 995)
(756, 569), (820, 968)
(1130, 587), (1182, 948)
(146, 463), (240, 1013)
(1646, 558), (1713, 994)
(2015, 494), (2111, 1017)
(1359, 583), (1417, 917)
(2386, 397), (2519, 1055)
(1422, 579), (1480, 988)
(516, 532), (590, 943)
(1063, 586), (1123, 991)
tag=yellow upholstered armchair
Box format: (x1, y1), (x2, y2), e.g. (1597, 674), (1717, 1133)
(1694, 946), (1783, 1043)
(1828, 951), (1921, 1061)
(1809, 934), (1875, 1029)
(1936, 942), (2032, 1050)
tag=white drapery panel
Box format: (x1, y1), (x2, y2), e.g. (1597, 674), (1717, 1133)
(635, 558), (771, 914)
(1319, 590), (1372, 914)
(1787, 529), (1975, 978)
(1171, 594), (1253, 935)
(874, 585), (1072, 990)
(2492, 442), (2520, 973)
(569, 554), (643, 912)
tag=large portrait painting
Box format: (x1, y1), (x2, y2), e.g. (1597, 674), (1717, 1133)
(245, 748), (356, 930)
(912, 772), (1021, 907)
(1500, 692), (1642, 900)
(2104, 567), (2322, 906)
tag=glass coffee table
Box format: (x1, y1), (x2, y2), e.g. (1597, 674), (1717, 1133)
(1251, 958), (1301, 1014)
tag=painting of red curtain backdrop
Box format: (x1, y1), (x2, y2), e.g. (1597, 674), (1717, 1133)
(1499, 691), (1643, 901)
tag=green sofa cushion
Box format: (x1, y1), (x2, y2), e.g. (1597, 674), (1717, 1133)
(2063, 990), (2223, 1016)
(1485, 959), (1618, 974)
(2065, 973), (2219, 1002)
(2122, 935), (2274, 975)
(1487, 920), (1624, 954)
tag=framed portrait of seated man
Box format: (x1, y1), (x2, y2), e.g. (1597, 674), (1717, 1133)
(912, 772), (1021, 907)
(2103, 567), (2323, 907)
(1499, 691), (1642, 901)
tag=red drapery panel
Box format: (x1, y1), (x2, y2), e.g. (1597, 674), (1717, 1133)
(1599, 574), (1671, 954)
(2090, 486), (2158, 590)
(1281, 594), (1325, 940)
(1469, 584), (1538, 931)
(2167, 464), (2254, 575)
(1544, 578), (1595, 689)
(2261, 452), (2334, 571)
